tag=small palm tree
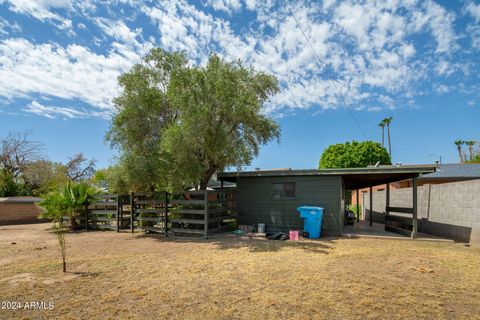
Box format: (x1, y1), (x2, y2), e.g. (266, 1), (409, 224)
(378, 121), (385, 147)
(60, 182), (98, 230)
(39, 182), (97, 272)
(465, 141), (476, 161)
(454, 140), (465, 163)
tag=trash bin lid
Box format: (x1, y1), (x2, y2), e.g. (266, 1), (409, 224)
(297, 206), (324, 211)
(297, 206), (324, 218)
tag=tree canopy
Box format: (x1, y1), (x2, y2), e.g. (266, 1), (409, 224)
(319, 141), (391, 169)
(107, 49), (280, 191)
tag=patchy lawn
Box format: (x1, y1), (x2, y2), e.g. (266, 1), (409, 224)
(1, 223), (479, 320)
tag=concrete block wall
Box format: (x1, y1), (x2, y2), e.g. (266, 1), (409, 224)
(363, 179), (480, 243)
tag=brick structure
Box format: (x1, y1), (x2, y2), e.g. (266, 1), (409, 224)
(0, 197), (45, 225)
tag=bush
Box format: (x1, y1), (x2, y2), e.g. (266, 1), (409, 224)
(319, 141), (391, 168)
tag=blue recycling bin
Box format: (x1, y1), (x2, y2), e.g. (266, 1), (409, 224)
(297, 206), (324, 239)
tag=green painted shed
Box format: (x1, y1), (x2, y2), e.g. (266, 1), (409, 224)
(218, 165), (436, 237)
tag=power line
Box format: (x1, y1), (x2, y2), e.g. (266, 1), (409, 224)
(282, 0), (368, 139)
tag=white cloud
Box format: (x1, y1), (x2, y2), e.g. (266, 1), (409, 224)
(95, 18), (142, 45)
(0, 17), (21, 35)
(466, 2), (480, 22)
(205, 0), (242, 14)
(433, 84), (451, 94)
(23, 100), (109, 119)
(420, 1), (458, 54)
(1, 0), (74, 31)
(465, 2), (480, 50)
(435, 60), (452, 76)
(0, 0), (476, 119)
(244, 0), (256, 11)
(0, 38), (142, 110)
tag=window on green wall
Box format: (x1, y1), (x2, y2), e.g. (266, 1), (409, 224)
(271, 182), (296, 200)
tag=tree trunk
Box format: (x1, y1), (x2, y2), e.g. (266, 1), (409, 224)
(381, 128), (384, 147)
(457, 146), (463, 163)
(469, 146), (474, 161)
(199, 164), (217, 190)
(387, 126), (390, 157)
(70, 216), (78, 230)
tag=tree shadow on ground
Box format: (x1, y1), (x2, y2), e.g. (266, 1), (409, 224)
(68, 271), (100, 277)
(136, 233), (333, 254)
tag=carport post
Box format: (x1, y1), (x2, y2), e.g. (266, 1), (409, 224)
(412, 177), (418, 239)
(369, 186), (373, 226)
(385, 183), (390, 217)
(356, 189), (360, 222)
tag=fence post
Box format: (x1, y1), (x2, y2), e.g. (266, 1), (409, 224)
(385, 183), (390, 217)
(84, 203), (88, 231)
(355, 189), (359, 222)
(412, 177), (418, 239)
(369, 186), (373, 226)
(116, 195), (120, 233)
(130, 192), (134, 234)
(164, 191), (169, 237)
(204, 190), (209, 239)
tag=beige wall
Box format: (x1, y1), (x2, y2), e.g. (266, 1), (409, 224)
(363, 179), (480, 243)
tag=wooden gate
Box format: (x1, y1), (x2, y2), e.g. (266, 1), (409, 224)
(84, 194), (121, 231)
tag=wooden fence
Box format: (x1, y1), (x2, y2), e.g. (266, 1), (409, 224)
(83, 190), (236, 238)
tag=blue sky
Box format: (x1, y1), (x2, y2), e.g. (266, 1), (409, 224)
(0, 0), (479, 170)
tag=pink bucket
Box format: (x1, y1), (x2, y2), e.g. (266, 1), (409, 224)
(289, 230), (299, 241)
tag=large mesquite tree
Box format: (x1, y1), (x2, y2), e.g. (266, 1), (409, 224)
(107, 49), (280, 191)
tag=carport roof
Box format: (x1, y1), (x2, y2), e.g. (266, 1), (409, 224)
(218, 165), (436, 190)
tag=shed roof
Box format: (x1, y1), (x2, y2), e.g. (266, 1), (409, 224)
(0, 196), (42, 203)
(420, 163), (480, 179)
(218, 165), (437, 189)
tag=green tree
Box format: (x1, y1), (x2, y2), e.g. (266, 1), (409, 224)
(107, 49), (280, 191)
(467, 153), (480, 163)
(106, 48), (188, 192)
(165, 54), (280, 189)
(319, 141), (391, 169)
(454, 140), (465, 163)
(39, 191), (69, 272)
(465, 141), (476, 161)
(0, 171), (31, 196)
(22, 160), (70, 195)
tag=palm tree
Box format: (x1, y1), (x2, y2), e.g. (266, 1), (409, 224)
(454, 140), (465, 163)
(39, 182), (98, 272)
(465, 141), (476, 161)
(378, 121), (385, 147)
(382, 117), (393, 158)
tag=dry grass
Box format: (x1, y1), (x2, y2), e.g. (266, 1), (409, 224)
(1, 223), (480, 320)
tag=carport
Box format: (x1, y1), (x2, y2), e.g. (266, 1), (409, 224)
(340, 165), (437, 238)
(218, 165), (436, 237)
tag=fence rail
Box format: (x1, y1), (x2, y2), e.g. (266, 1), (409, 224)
(82, 189), (237, 238)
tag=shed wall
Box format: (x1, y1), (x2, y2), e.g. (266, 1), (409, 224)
(236, 175), (343, 236)
(0, 202), (45, 225)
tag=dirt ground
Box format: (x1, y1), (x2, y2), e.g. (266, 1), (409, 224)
(0, 223), (479, 320)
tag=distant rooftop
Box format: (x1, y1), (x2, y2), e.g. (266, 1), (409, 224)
(0, 196), (42, 203)
(421, 163), (480, 179)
